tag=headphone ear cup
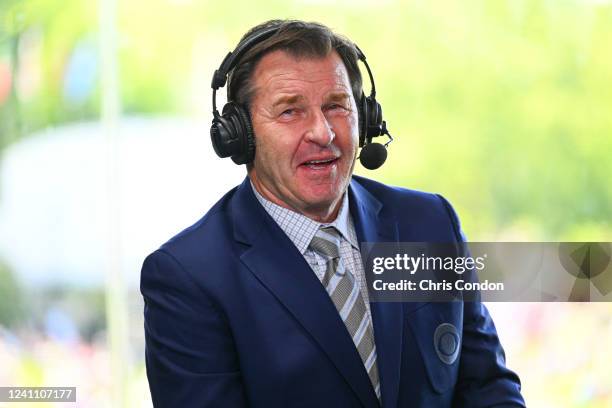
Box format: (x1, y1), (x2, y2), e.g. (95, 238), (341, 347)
(365, 96), (383, 138)
(210, 102), (255, 165)
(210, 106), (239, 159)
(359, 93), (368, 147)
(232, 104), (255, 165)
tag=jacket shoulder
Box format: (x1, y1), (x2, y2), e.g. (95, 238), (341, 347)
(352, 175), (465, 242)
(154, 185), (240, 266)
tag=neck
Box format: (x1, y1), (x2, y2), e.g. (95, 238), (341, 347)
(249, 177), (343, 224)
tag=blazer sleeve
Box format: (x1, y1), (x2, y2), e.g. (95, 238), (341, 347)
(140, 249), (248, 407)
(437, 195), (526, 408)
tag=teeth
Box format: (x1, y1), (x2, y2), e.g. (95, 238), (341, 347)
(305, 158), (334, 165)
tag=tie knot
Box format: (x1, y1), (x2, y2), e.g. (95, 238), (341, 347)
(309, 226), (341, 259)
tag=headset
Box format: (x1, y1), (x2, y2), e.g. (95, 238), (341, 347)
(210, 25), (394, 170)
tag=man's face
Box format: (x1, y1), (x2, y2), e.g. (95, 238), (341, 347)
(248, 50), (359, 222)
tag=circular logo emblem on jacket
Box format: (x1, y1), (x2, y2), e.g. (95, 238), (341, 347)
(434, 323), (460, 365)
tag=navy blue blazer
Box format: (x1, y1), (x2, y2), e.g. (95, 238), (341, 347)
(141, 176), (525, 407)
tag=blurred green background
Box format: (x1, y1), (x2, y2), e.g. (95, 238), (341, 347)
(0, 0), (610, 407)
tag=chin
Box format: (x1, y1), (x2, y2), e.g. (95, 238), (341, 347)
(305, 182), (338, 197)
(301, 188), (343, 210)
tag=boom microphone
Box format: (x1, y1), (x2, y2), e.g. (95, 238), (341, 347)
(359, 142), (388, 170)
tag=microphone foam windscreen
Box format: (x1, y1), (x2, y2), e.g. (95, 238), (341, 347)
(359, 143), (388, 170)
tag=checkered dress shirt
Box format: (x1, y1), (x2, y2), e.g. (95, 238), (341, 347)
(250, 180), (373, 324)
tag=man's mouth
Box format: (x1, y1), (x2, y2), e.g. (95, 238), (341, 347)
(301, 157), (339, 170)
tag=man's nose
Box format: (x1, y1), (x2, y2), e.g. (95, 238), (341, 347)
(305, 110), (335, 146)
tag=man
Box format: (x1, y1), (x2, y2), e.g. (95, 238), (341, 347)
(141, 19), (525, 407)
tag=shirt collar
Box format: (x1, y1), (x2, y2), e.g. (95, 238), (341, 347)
(250, 179), (359, 254)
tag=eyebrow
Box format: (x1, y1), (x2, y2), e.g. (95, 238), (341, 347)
(326, 92), (351, 103)
(271, 95), (304, 109)
(271, 92), (351, 108)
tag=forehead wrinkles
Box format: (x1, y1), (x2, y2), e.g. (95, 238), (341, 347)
(252, 52), (352, 104)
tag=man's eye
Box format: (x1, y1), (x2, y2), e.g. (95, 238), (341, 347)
(280, 109), (295, 117)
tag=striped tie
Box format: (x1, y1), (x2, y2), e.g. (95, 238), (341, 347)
(309, 226), (381, 401)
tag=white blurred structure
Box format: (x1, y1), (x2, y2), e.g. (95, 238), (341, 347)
(0, 116), (245, 288)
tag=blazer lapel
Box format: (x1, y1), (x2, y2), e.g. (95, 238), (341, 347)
(231, 178), (380, 408)
(349, 179), (403, 408)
